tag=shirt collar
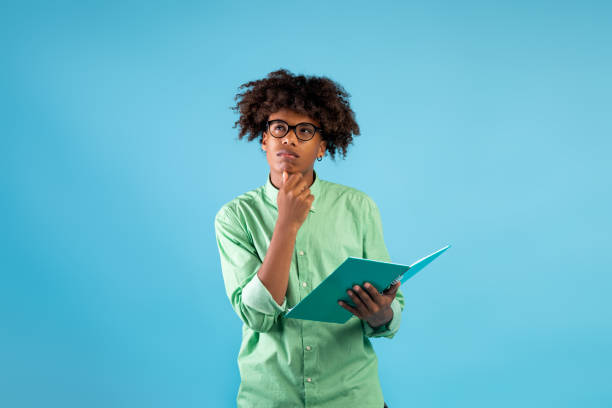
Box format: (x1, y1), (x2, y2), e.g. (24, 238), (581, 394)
(264, 170), (320, 213)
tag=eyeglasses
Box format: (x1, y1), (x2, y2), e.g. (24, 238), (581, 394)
(266, 119), (323, 141)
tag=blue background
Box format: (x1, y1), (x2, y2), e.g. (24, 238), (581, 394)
(2, 1), (611, 406)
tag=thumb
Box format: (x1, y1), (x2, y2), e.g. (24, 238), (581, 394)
(385, 281), (400, 296)
(282, 170), (288, 185)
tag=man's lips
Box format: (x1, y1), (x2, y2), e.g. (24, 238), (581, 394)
(277, 150), (299, 158)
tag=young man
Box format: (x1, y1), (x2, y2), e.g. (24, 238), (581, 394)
(214, 69), (403, 407)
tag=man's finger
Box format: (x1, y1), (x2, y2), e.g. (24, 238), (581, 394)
(282, 170), (288, 185)
(293, 178), (310, 196)
(338, 300), (362, 319)
(383, 282), (400, 296)
(347, 289), (368, 313)
(352, 285), (377, 311)
(363, 282), (383, 304)
(283, 171), (302, 190)
(297, 188), (312, 201)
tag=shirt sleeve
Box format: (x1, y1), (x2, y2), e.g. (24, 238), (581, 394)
(360, 196), (405, 339)
(214, 206), (287, 333)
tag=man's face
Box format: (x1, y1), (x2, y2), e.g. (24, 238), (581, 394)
(261, 108), (327, 176)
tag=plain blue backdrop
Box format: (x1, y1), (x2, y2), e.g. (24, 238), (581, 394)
(2, 1), (611, 407)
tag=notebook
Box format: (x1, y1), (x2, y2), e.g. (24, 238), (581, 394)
(284, 245), (451, 323)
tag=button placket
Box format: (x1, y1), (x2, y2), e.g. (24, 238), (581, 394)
(294, 228), (305, 300)
(295, 216), (315, 394)
(297, 248), (308, 293)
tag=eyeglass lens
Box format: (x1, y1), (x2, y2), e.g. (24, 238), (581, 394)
(269, 120), (316, 140)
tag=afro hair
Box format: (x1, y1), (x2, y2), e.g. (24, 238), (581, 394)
(231, 69), (360, 160)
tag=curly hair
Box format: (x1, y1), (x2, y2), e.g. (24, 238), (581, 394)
(231, 69), (360, 160)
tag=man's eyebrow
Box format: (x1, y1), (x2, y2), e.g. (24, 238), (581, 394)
(270, 119), (318, 126)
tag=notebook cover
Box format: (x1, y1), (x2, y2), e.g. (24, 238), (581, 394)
(284, 245), (450, 324)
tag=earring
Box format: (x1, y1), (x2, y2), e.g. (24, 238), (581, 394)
(317, 156), (323, 162)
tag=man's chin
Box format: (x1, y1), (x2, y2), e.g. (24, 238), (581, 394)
(278, 164), (298, 173)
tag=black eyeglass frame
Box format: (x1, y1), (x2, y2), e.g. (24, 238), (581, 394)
(265, 120), (323, 141)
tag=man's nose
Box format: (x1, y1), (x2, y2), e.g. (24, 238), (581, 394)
(281, 129), (299, 144)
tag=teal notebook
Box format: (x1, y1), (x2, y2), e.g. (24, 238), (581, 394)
(284, 245), (450, 324)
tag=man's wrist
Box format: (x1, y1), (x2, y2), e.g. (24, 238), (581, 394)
(367, 307), (394, 329)
(275, 219), (300, 236)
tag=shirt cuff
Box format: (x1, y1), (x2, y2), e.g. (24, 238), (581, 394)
(363, 298), (402, 338)
(242, 273), (287, 315)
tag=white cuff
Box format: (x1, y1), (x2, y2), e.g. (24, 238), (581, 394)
(242, 273), (287, 315)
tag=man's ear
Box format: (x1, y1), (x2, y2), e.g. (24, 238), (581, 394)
(319, 140), (327, 157)
(261, 131), (268, 152)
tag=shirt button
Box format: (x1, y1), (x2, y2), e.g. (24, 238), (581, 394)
(306, 346), (311, 351)
(306, 378), (312, 383)
(299, 250), (304, 256)
(302, 282), (307, 288)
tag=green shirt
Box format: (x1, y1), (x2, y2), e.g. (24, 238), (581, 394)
(214, 170), (404, 408)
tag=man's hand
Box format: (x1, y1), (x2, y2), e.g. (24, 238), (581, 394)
(338, 281), (400, 328)
(276, 170), (314, 231)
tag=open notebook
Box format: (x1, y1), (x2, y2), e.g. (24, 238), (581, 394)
(284, 245), (451, 324)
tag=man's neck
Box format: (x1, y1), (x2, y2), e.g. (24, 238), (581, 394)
(270, 169), (315, 189)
